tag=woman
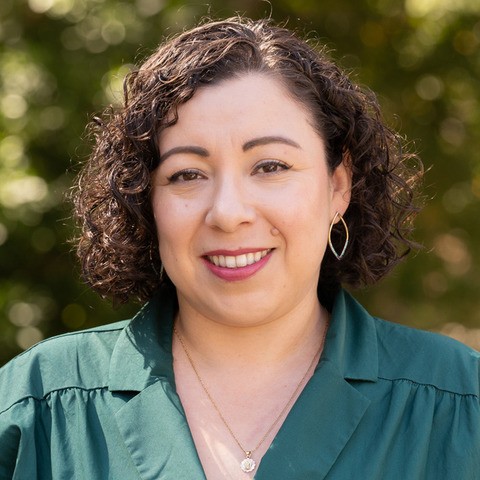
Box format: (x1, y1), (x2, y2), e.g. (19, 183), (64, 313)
(0, 17), (478, 479)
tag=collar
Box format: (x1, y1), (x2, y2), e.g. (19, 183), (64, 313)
(322, 289), (379, 382)
(108, 286), (177, 392)
(108, 287), (379, 393)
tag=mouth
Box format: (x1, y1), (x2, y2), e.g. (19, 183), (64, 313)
(205, 249), (272, 269)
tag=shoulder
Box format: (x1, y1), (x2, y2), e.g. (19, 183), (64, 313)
(373, 316), (480, 396)
(0, 320), (129, 414)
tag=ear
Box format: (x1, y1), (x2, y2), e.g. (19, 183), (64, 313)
(330, 151), (352, 218)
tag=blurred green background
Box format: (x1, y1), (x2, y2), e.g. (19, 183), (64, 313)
(1, 0), (479, 366)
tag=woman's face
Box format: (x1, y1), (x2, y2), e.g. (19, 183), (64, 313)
(151, 73), (351, 326)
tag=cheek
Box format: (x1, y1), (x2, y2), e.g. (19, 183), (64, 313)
(152, 194), (201, 248)
(273, 184), (332, 260)
(274, 180), (331, 226)
(152, 194), (179, 244)
(152, 204), (184, 274)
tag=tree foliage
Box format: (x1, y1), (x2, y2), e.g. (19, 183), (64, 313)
(1, 0), (479, 365)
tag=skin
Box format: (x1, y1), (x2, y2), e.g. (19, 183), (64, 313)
(150, 73), (351, 478)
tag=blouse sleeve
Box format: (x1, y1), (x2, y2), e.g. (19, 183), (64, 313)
(0, 405), (20, 479)
(0, 397), (51, 480)
(0, 345), (53, 480)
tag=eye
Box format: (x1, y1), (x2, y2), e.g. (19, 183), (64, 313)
(252, 160), (291, 175)
(167, 169), (205, 183)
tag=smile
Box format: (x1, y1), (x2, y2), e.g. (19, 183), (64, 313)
(206, 249), (271, 268)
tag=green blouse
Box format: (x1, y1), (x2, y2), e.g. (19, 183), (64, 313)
(0, 289), (479, 479)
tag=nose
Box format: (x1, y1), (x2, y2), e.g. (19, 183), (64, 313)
(205, 176), (256, 232)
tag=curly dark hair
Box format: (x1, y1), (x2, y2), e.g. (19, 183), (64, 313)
(72, 16), (422, 306)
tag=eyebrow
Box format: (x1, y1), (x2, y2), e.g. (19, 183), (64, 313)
(243, 136), (301, 151)
(159, 135), (301, 163)
(159, 145), (209, 163)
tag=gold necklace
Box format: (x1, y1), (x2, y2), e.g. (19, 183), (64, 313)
(174, 317), (329, 473)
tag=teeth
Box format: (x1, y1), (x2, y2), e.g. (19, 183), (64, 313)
(225, 256), (236, 268)
(207, 249), (270, 268)
(236, 254), (247, 267)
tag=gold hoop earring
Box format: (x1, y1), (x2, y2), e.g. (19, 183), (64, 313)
(328, 212), (349, 260)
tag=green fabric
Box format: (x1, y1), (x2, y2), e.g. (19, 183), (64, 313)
(0, 289), (479, 479)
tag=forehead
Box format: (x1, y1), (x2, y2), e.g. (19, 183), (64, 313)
(159, 73), (317, 145)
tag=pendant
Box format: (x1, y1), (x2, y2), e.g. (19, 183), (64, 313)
(240, 452), (256, 473)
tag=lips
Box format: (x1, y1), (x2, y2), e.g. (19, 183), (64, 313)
(206, 249), (271, 268)
(202, 248), (273, 281)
